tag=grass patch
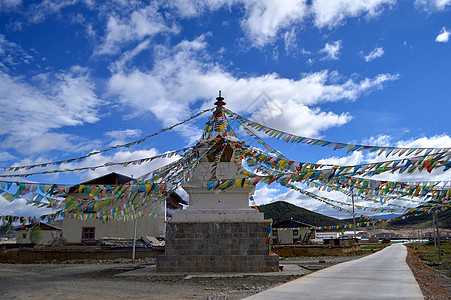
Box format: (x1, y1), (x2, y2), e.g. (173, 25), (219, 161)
(408, 242), (451, 278)
(354, 243), (391, 254)
(361, 244), (391, 251)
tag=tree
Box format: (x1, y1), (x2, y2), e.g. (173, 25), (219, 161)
(0, 222), (11, 237)
(29, 226), (43, 244)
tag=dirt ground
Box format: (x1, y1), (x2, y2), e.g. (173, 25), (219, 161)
(406, 245), (451, 300)
(0, 255), (364, 300)
(0, 261), (302, 300)
(2, 247), (449, 300)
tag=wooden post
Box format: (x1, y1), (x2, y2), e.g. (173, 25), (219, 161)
(436, 212), (441, 261)
(132, 218), (137, 260)
(352, 194), (356, 239)
(433, 213), (437, 253)
(164, 196), (167, 236)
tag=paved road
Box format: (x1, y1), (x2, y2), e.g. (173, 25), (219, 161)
(245, 243), (423, 300)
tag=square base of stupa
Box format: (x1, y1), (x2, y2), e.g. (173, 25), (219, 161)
(156, 220), (279, 273)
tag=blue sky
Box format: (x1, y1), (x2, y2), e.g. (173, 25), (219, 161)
(0, 0), (450, 219)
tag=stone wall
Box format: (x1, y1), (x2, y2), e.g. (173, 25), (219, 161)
(157, 221), (279, 273)
(0, 247), (163, 263)
(272, 244), (361, 256)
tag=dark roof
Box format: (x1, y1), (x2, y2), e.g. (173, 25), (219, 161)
(15, 223), (62, 231)
(49, 219), (63, 228)
(273, 220), (315, 228)
(167, 192), (188, 210)
(70, 172), (187, 209)
(81, 172), (133, 185)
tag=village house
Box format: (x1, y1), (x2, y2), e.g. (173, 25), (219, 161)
(62, 172), (186, 244)
(16, 223), (62, 245)
(271, 220), (316, 244)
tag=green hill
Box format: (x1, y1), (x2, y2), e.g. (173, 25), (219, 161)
(258, 201), (347, 226)
(257, 200), (451, 229)
(388, 206), (451, 229)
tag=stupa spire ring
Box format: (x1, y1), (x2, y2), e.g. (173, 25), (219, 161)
(214, 90), (226, 106)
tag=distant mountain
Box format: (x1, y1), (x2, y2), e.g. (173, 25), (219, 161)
(257, 200), (451, 229)
(370, 213), (402, 220)
(388, 205), (450, 229)
(258, 201), (347, 226)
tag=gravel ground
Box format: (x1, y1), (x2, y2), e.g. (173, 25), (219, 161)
(0, 259), (303, 300)
(0, 253), (395, 300)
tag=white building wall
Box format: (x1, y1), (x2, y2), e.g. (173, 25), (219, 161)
(275, 228), (311, 244)
(62, 216), (164, 243)
(16, 229), (60, 245)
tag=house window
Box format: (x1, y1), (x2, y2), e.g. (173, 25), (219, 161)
(293, 230), (299, 236)
(273, 230), (278, 236)
(82, 227), (95, 240)
(22, 233), (27, 239)
(82, 206), (96, 214)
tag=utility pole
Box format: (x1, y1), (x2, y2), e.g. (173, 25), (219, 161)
(132, 218), (137, 260)
(372, 221), (376, 238)
(432, 213), (437, 253)
(352, 193), (356, 239)
(436, 211), (441, 260)
(164, 195), (167, 236)
(417, 226), (420, 248)
(132, 174), (137, 260)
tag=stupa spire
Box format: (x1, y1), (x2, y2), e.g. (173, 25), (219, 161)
(202, 91), (236, 140)
(214, 90), (226, 106)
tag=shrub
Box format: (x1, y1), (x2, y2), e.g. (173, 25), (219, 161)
(29, 226), (43, 244)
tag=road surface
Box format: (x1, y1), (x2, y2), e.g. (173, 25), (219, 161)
(245, 243), (423, 300)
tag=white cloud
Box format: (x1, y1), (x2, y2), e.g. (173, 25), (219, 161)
(26, 0), (84, 23)
(312, 0), (395, 28)
(317, 151), (364, 166)
(369, 163), (450, 183)
(95, 3), (179, 55)
(240, 0), (308, 47)
(0, 151), (16, 161)
(110, 39), (151, 72)
(0, 66), (103, 154)
(168, 0), (234, 17)
(363, 46), (384, 62)
(415, 0), (451, 11)
(7, 0), (402, 51)
(169, 0), (395, 46)
(105, 129), (143, 146)
(319, 40), (342, 60)
(0, 34), (33, 69)
(251, 99), (351, 137)
(316, 134), (451, 183)
(168, 0), (308, 47)
(284, 28), (298, 54)
(108, 36), (399, 139)
(69, 148), (180, 181)
(0, 0), (22, 11)
(105, 129), (142, 139)
(253, 185), (282, 205)
(0, 197), (55, 219)
(343, 134), (451, 165)
(435, 27), (451, 43)
(362, 134), (392, 146)
(394, 134), (451, 149)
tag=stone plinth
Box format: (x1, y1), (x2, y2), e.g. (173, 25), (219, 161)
(156, 221), (279, 273)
